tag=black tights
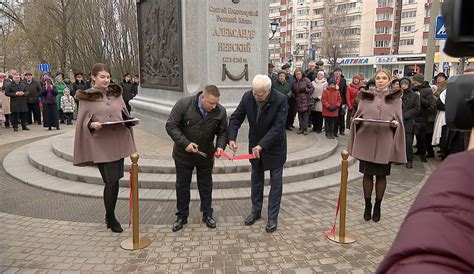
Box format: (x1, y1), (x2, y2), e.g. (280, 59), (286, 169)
(362, 175), (386, 200)
(104, 181), (119, 216)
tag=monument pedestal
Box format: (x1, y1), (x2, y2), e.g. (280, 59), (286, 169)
(131, 0), (269, 139)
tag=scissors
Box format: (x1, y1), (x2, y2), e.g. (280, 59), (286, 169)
(196, 150), (207, 158)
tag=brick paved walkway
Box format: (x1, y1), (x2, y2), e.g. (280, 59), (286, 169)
(0, 124), (438, 273)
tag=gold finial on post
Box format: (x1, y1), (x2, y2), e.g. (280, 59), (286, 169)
(120, 153), (152, 250)
(326, 150), (357, 244)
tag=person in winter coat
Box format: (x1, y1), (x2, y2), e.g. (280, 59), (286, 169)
(348, 69), (406, 223)
(61, 88), (74, 125)
(24, 72), (42, 125)
(291, 69), (314, 135)
(346, 74), (363, 129)
(227, 75), (288, 233)
(282, 64), (296, 130)
(41, 79), (60, 130)
(310, 71), (327, 133)
(165, 85), (227, 232)
(55, 72), (68, 124)
(304, 61), (317, 82)
(72, 72), (90, 98)
(0, 73), (11, 128)
(6, 74), (29, 131)
(73, 63), (138, 233)
(400, 77), (420, 169)
(321, 78), (341, 139)
(412, 73), (435, 162)
(377, 149), (474, 274)
(333, 68), (348, 136)
(120, 73), (135, 112)
(272, 71), (292, 98)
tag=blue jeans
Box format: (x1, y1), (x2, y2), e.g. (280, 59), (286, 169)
(250, 164), (283, 220)
(175, 161), (213, 219)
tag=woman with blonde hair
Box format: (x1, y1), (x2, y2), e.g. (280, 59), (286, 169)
(348, 69), (406, 222)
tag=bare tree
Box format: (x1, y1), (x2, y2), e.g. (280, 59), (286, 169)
(318, 0), (351, 69)
(0, 0), (139, 77)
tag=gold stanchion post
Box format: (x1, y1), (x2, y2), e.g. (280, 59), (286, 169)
(120, 153), (152, 250)
(326, 150), (357, 244)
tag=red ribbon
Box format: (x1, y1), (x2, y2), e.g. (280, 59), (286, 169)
(324, 190), (341, 237)
(129, 168), (133, 227)
(219, 151), (256, 161)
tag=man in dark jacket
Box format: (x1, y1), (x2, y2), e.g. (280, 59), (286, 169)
(333, 67), (347, 136)
(412, 73), (435, 162)
(166, 85), (227, 232)
(6, 74), (29, 131)
(227, 75), (288, 233)
(400, 77), (420, 169)
(120, 73), (136, 112)
(23, 72), (42, 125)
(304, 61), (317, 82)
(282, 63), (296, 130)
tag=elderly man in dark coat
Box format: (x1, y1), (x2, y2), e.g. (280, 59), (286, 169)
(6, 74), (29, 131)
(227, 74), (288, 233)
(400, 77), (420, 169)
(24, 72), (42, 125)
(166, 85), (227, 232)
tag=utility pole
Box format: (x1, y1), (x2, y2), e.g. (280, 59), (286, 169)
(425, 0), (441, 82)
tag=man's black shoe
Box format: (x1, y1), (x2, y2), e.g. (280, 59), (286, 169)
(13, 128), (18, 132)
(426, 153), (435, 158)
(420, 155), (427, 162)
(202, 216), (216, 229)
(405, 162), (413, 169)
(265, 219), (278, 233)
(285, 126), (292, 131)
(244, 213), (261, 225)
(172, 218), (188, 232)
(22, 126), (30, 130)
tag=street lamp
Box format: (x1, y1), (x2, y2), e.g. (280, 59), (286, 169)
(332, 44), (342, 68)
(269, 20), (279, 64)
(270, 20), (279, 40)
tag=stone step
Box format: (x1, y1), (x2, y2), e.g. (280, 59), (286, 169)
(5, 141), (362, 201)
(28, 137), (356, 189)
(50, 133), (339, 174)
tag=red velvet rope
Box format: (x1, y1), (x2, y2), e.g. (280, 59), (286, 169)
(324, 190), (341, 237)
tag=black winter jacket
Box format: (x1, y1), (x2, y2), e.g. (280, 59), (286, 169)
(414, 81), (434, 131)
(402, 86), (421, 134)
(166, 92), (227, 167)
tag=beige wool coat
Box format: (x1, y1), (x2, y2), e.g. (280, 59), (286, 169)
(347, 87), (406, 164)
(0, 83), (11, 114)
(73, 84), (137, 166)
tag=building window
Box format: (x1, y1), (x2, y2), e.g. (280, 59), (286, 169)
(424, 24), (430, 32)
(401, 10), (417, 18)
(425, 8), (431, 17)
(422, 38), (428, 46)
(313, 8), (324, 15)
(270, 0), (280, 4)
(375, 40), (390, 48)
(377, 13), (392, 21)
(402, 0), (416, 4)
(297, 8), (309, 16)
(344, 28), (361, 36)
(297, 0), (306, 4)
(378, 0), (394, 7)
(296, 33), (307, 39)
(313, 0), (322, 2)
(376, 27), (391, 34)
(399, 39), (414, 45)
(270, 7), (281, 14)
(402, 25), (415, 33)
(296, 21), (309, 28)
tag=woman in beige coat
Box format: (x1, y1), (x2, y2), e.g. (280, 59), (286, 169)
(0, 73), (11, 128)
(348, 69), (406, 222)
(73, 63), (138, 233)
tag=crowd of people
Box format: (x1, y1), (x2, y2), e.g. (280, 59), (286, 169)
(269, 61), (472, 169)
(0, 69), (139, 132)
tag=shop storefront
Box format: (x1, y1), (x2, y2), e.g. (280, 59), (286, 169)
(323, 54), (427, 80)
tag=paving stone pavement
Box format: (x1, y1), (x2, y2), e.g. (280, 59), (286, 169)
(0, 124), (440, 273)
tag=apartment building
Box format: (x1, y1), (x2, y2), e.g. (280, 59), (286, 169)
(269, 0), (453, 78)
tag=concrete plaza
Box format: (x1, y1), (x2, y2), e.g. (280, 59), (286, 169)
(0, 124), (437, 273)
